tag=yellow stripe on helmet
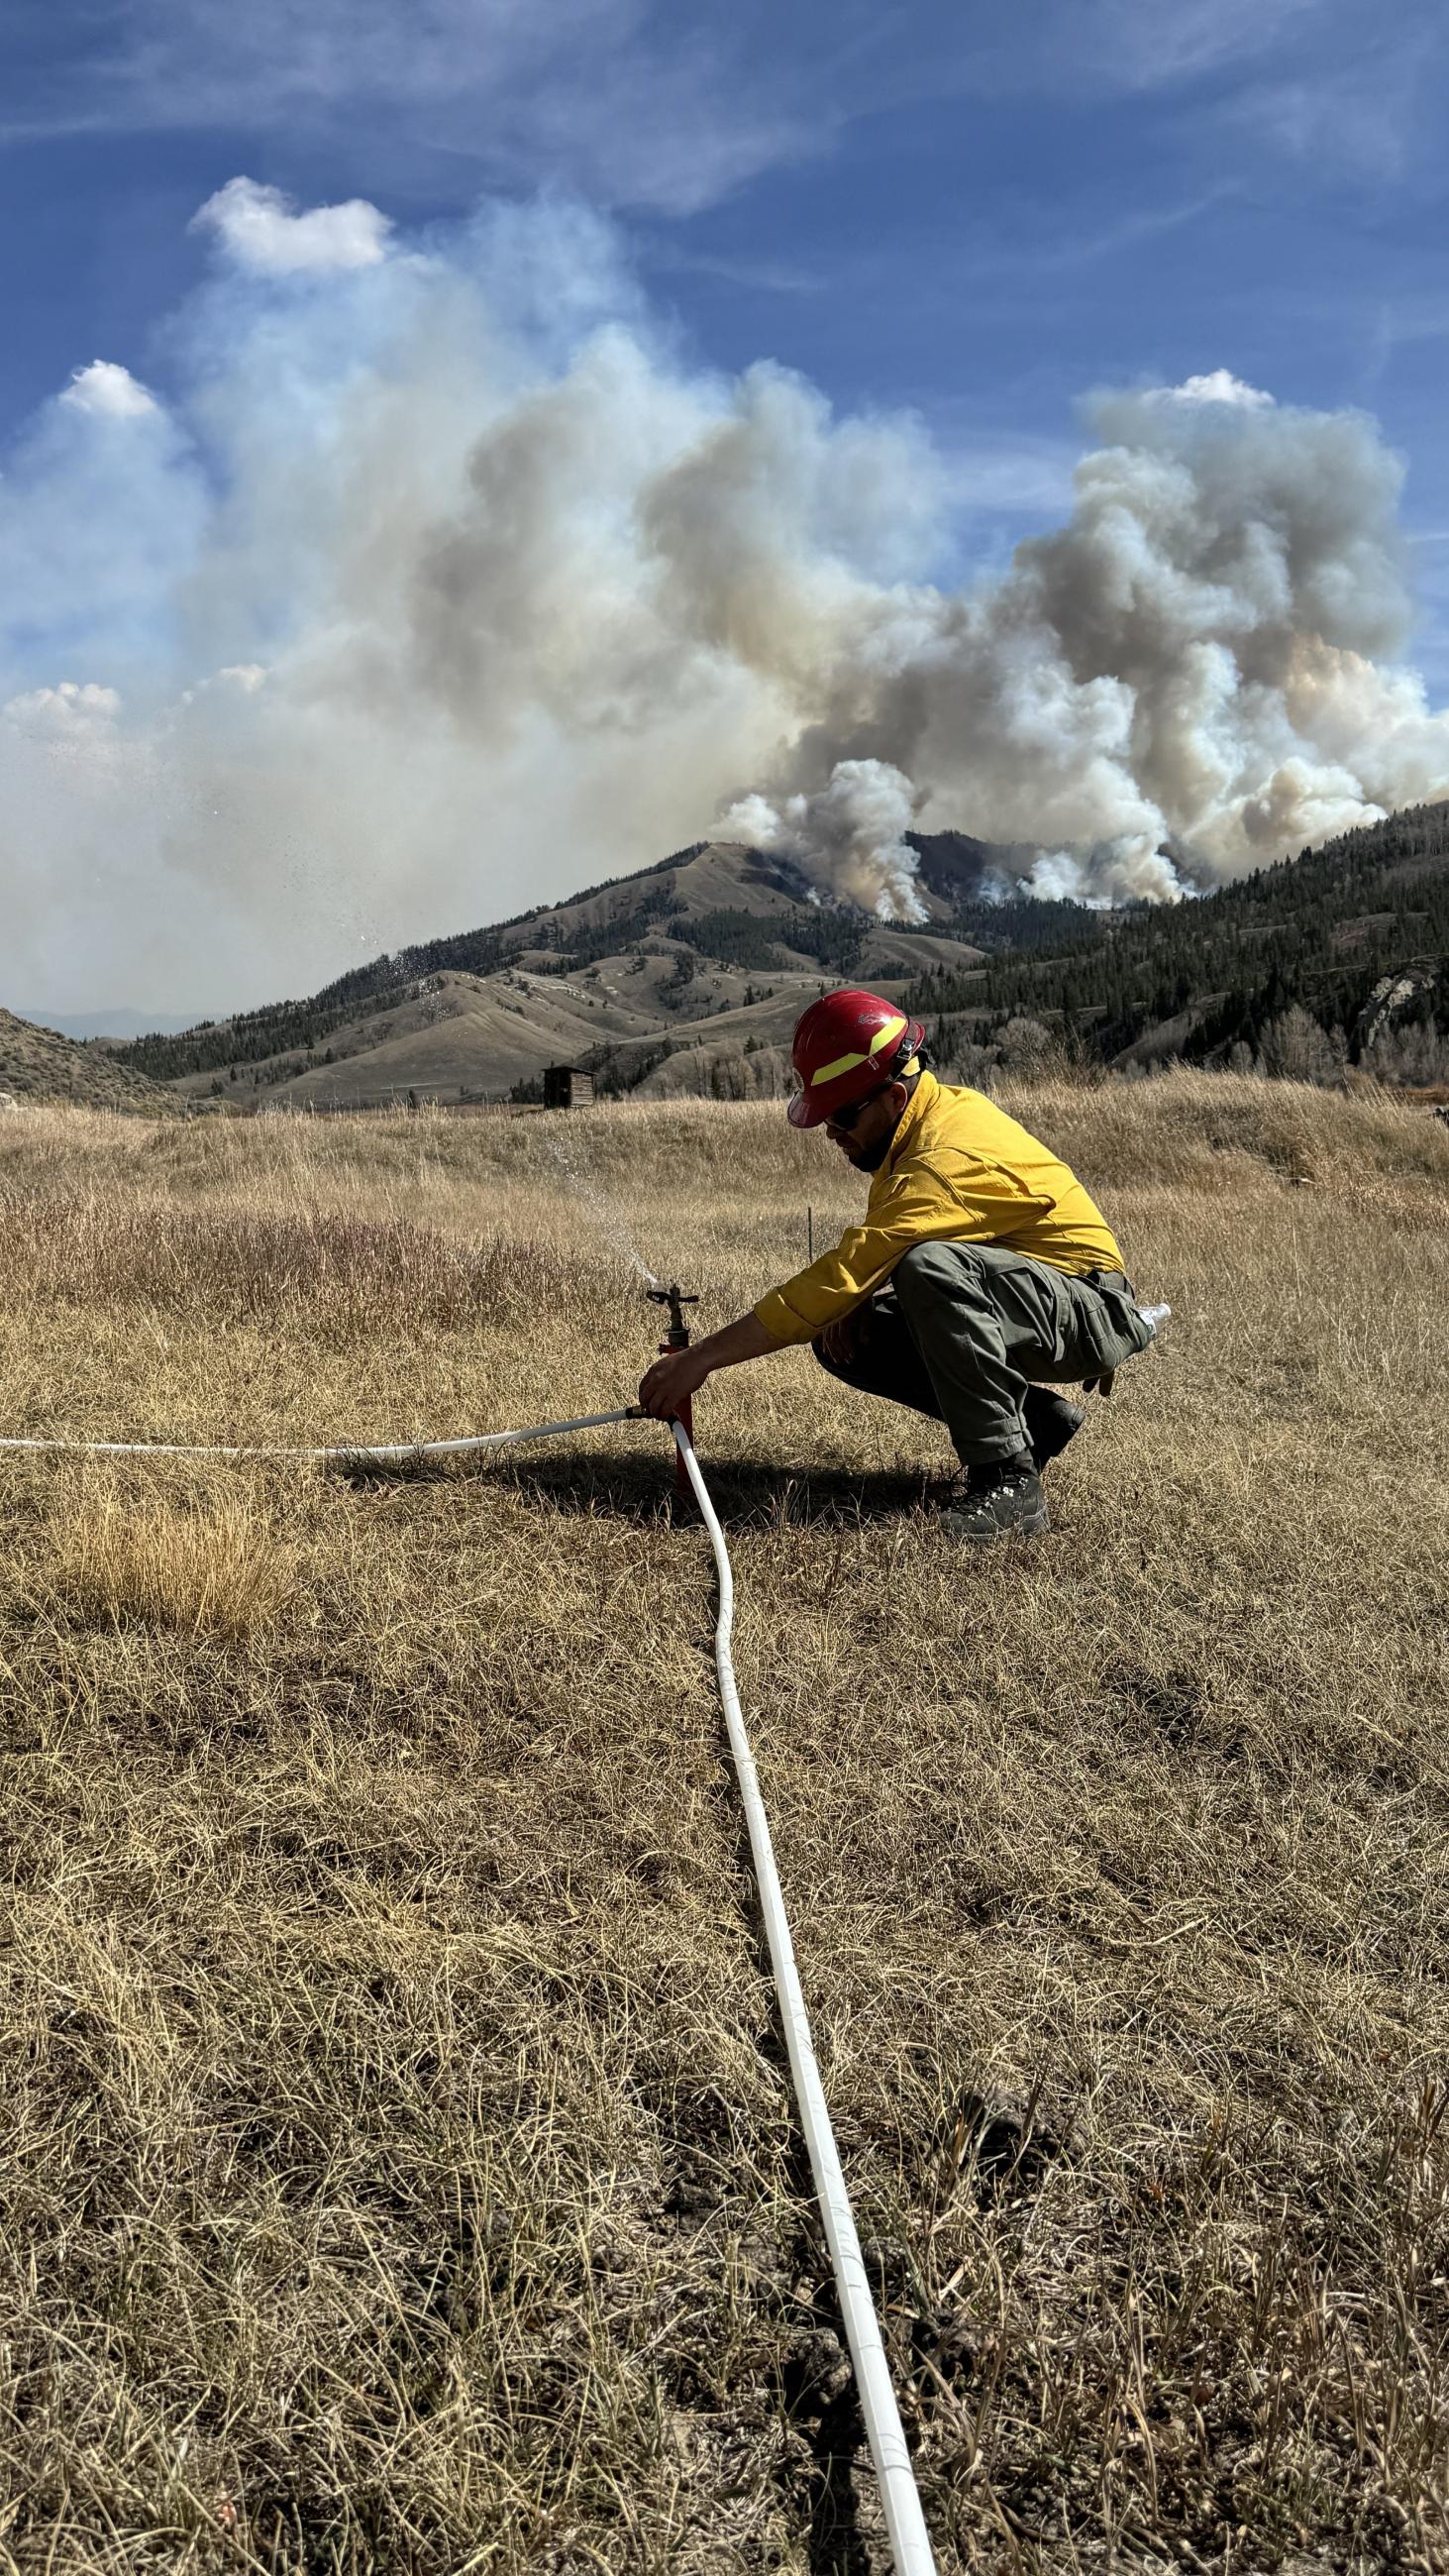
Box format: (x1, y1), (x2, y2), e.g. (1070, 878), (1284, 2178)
(808, 1015), (907, 1087)
(809, 1047), (867, 1085)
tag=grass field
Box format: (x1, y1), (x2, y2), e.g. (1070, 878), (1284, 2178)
(1, 1075), (1446, 2574)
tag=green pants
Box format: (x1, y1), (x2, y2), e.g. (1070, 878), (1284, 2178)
(813, 1240), (1155, 1464)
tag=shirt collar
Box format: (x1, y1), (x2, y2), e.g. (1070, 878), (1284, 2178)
(882, 1067), (937, 1179)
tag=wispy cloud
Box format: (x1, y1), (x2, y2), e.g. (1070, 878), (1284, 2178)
(931, 429), (1079, 521)
(1067, 0), (1329, 92)
(931, 0), (1332, 101)
(0, 0), (825, 216)
(935, 184), (1234, 289)
(640, 241), (826, 297)
(922, 0), (1448, 199)
(2, 0), (1441, 227)
(1226, 27), (1443, 181)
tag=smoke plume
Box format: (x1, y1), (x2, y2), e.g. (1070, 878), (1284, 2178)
(3, 189), (1447, 1012)
(722, 761), (923, 920)
(715, 370), (1449, 912)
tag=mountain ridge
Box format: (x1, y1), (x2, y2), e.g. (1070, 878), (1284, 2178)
(109, 833), (1017, 1106)
(0, 1011), (181, 1114)
(87, 801), (1449, 1107)
(11, 1009), (202, 1042)
(909, 800), (1449, 1083)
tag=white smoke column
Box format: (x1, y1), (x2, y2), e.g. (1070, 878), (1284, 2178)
(191, 176), (393, 273)
(707, 374), (1449, 904)
(722, 758), (923, 918)
(4, 189), (1449, 1015)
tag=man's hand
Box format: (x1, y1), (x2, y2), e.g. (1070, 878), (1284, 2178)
(636, 1311), (777, 1419)
(638, 1343), (714, 1421)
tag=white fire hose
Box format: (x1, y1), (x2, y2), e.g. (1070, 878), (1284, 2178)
(1, 1398), (937, 2568)
(0, 1407), (642, 1463)
(673, 1417), (937, 2572)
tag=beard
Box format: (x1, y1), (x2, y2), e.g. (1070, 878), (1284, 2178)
(850, 1130), (894, 1174)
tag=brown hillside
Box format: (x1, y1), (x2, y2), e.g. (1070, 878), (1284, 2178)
(167, 844), (983, 1110)
(0, 1011), (179, 1115)
(480, 837), (981, 960)
(172, 957), (828, 1108)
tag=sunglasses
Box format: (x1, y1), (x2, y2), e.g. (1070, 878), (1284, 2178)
(824, 1081), (891, 1133)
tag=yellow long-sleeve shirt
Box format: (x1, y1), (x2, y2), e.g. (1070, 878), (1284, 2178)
(754, 1071), (1125, 1347)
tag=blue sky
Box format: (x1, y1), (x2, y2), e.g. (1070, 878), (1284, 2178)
(5, 1), (1447, 625)
(4, 0), (1449, 1012)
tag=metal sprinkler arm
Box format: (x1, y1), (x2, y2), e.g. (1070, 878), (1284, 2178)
(646, 1281), (698, 1347)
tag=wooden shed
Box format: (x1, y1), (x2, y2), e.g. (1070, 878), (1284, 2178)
(542, 1064), (595, 1111)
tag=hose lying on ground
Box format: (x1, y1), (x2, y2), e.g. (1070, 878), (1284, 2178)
(1, 1396), (938, 2569)
(0, 1407), (643, 1462)
(673, 1416), (936, 2575)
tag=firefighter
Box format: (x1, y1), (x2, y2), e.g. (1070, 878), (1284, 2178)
(638, 987), (1154, 1543)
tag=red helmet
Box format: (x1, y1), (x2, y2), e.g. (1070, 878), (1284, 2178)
(787, 989), (925, 1129)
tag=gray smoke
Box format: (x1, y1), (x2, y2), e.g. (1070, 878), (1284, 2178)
(721, 761), (923, 920)
(5, 194), (1449, 1011)
(701, 371), (1449, 910)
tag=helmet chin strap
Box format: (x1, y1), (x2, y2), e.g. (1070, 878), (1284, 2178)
(849, 1071), (916, 1170)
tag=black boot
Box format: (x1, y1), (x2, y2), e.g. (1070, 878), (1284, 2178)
(938, 1452), (1049, 1546)
(1022, 1387), (1086, 1475)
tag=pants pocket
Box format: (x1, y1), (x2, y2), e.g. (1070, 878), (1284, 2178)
(1089, 1282), (1156, 1364)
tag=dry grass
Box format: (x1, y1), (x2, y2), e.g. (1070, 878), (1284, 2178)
(0, 1073), (1446, 2574)
(41, 1478), (294, 1639)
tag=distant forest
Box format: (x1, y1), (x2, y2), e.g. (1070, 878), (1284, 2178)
(905, 804), (1449, 1084)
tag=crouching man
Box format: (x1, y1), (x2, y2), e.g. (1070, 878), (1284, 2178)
(638, 988), (1155, 1545)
